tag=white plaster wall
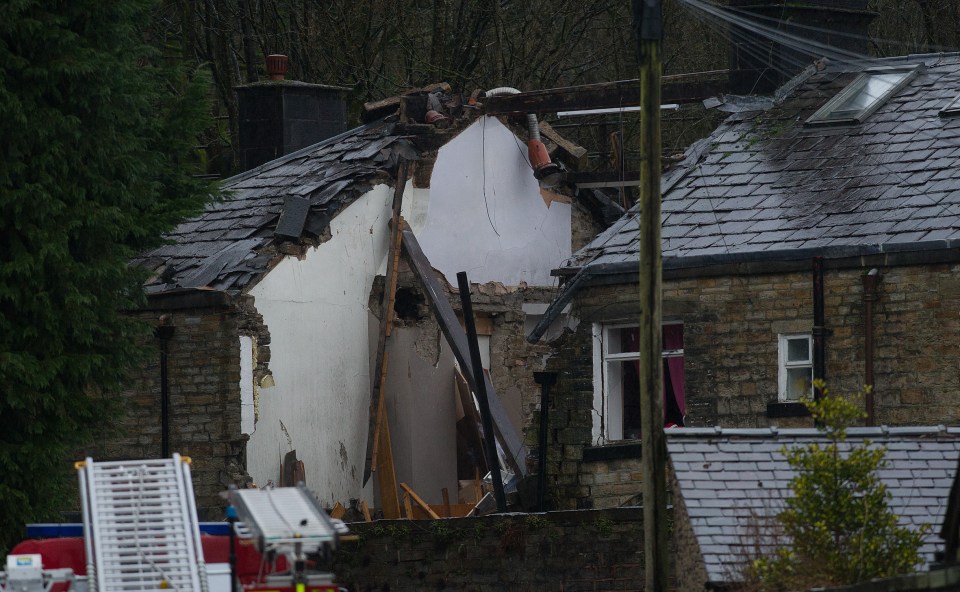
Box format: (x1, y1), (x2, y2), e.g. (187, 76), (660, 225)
(247, 185), (393, 505)
(415, 116), (571, 287)
(238, 335), (255, 435)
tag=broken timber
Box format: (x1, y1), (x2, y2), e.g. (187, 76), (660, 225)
(399, 483), (441, 519)
(481, 69), (731, 115)
(363, 160), (409, 487)
(401, 225), (527, 477)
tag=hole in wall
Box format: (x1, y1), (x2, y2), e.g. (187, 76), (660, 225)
(394, 287), (424, 321)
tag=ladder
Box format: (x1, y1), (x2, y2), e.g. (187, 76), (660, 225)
(76, 454), (209, 592)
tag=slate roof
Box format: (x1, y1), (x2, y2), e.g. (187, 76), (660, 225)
(668, 427), (960, 585)
(134, 120), (417, 295)
(566, 53), (960, 272)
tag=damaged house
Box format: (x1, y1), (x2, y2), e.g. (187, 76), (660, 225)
(531, 52), (960, 509)
(90, 67), (599, 516)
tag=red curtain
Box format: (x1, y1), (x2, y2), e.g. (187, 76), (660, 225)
(663, 324), (685, 416)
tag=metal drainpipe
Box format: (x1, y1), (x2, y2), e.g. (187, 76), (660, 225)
(156, 321), (175, 458)
(533, 371), (558, 512)
(812, 257), (826, 401)
(863, 268), (881, 426)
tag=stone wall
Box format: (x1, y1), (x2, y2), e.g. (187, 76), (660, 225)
(81, 294), (262, 517)
(541, 259), (960, 509)
(332, 508), (647, 591)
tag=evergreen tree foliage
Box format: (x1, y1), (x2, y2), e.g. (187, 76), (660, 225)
(752, 384), (926, 590)
(0, 0), (215, 552)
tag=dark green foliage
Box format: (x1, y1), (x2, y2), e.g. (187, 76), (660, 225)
(0, 0), (214, 552)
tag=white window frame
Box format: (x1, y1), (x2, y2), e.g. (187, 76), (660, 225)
(778, 334), (813, 402)
(591, 321), (683, 444)
(806, 65), (919, 126)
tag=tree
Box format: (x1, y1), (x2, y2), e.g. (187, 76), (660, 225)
(0, 0), (215, 553)
(751, 384), (926, 590)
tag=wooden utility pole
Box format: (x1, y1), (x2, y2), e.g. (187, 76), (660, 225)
(634, 0), (669, 590)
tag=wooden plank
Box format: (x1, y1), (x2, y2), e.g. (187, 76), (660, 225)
(482, 70), (732, 115)
(364, 160), (410, 484)
(538, 120), (588, 165)
(385, 217), (405, 339)
(360, 500), (372, 522)
(408, 503), (473, 519)
(370, 351), (389, 470)
(363, 82), (452, 121)
(401, 226), (528, 477)
(375, 389), (401, 519)
(400, 483), (441, 520)
(330, 502), (346, 520)
(442, 488), (451, 517)
(403, 492), (414, 519)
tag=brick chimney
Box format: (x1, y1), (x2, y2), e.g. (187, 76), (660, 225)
(236, 55), (349, 172)
(728, 0), (877, 94)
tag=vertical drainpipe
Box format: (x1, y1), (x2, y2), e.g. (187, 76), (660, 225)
(533, 371), (558, 512)
(812, 257), (826, 401)
(156, 321), (175, 458)
(862, 268), (881, 426)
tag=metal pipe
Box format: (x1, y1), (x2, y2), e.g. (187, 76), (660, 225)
(156, 323), (175, 458)
(456, 271), (507, 513)
(227, 505), (238, 592)
(863, 268), (881, 426)
(812, 256), (826, 400)
(533, 371), (558, 512)
(76, 460), (97, 592)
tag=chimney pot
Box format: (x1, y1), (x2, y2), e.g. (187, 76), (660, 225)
(266, 54), (289, 81)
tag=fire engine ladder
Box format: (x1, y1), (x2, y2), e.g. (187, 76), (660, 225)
(76, 454), (209, 592)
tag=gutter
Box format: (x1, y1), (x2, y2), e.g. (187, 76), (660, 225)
(526, 263), (630, 342)
(529, 239), (960, 343)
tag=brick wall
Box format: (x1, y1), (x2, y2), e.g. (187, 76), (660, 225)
(542, 259), (960, 509)
(332, 508), (647, 591)
(81, 295), (264, 517)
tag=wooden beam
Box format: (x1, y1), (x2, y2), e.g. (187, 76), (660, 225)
(636, 2), (671, 590)
(442, 488), (451, 517)
(363, 82), (451, 122)
(401, 226), (527, 477)
(330, 502), (346, 520)
(482, 70), (731, 116)
(400, 483), (441, 520)
(360, 500), (372, 522)
(376, 391), (401, 519)
(364, 161), (410, 484)
(403, 492), (414, 519)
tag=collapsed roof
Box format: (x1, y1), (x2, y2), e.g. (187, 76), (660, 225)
(133, 121), (417, 296)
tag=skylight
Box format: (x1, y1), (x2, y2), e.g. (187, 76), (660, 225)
(940, 95), (960, 117)
(806, 66), (920, 126)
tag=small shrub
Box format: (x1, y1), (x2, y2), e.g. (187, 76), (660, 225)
(749, 384), (926, 590)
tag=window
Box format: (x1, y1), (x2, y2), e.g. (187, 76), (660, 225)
(806, 66), (919, 126)
(778, 334), (813, 402)
(592, 323), (685, 443)
(940, 95), (960, 118)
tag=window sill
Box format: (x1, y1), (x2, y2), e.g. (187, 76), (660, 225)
(583, 441), (641, 462)
(766, 401), (811, 418)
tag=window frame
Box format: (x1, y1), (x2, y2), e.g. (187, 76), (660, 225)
(940, 94), (960, 118)
(805, 65), (920, 126)
(591, 321), (684, 444)
(778, 333), (813, 402)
